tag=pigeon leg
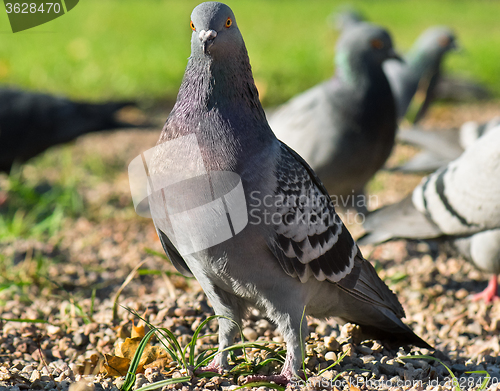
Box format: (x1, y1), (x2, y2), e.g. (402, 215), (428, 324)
(473, 275), (499, 303)
(245, 307), (306, 385)
(195, 315), (240, 375)
(195, 286), (242, 375)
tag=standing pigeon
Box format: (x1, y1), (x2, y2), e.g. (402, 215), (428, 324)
(145, 2), (429, 384)
(0, 88), (144, 173)
(269, 23), (400, 213)
(358, 126), (500, 302)
(394, 116), (500, 173)
(383, 26), (458, 122)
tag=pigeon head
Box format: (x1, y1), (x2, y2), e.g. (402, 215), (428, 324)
(410, 26), (458, 64)
(190, 2), (244, 59)
(164, 2), (268, 147)
(335, 23), (401, 83)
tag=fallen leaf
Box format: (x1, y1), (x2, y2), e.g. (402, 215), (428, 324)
(132, 320), (146, 339)
(348, 381), (361, 391)
(103, 354), (131, 377)
(104, 333), (170, 376)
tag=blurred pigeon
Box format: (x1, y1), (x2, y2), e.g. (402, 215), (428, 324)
(394, 116), (500, 173)
(330, 11), (459, 122)
(359, 126), (500, 302)
(330, 7), (365, 31)
(269, 23), (400, 213)
(383, 26), (458, 122)
(433, 75), (491, 102)
(0, 88), (145, 173)
(147, 2), (429, 384)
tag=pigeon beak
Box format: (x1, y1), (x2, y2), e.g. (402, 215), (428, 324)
(199, 29), (217, 54)
(388, 49), (404, 63)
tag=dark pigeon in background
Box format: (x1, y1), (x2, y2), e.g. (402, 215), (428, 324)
(358, 126), (500, 302)
(269, 23), (400, 213)
(146, 2), (429, 384)
(0, 88), (145, 173)
(383, 26), (458, 122)
(394, 116), (500, 173)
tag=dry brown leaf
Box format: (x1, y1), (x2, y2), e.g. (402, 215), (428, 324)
(109, 335), (169, 375)
(77, 353), (102, 376)
(348, 381), (361, 391)
(116, 336), (142, 359)
(103, 354), (131, 377)
(143, 357), (171, 371)
(131, 320), (146, 339)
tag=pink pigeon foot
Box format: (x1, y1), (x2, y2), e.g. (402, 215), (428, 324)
(473, 275), (499, 303)
(245, 369), (297, 386)
(194, 359), (225, 376)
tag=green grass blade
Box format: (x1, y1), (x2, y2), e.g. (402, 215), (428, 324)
(318, 347), (350, 375)
(123, 307), (187, 369)
(121, 328), (158, 391)
(299, 306), (307, 382)
(0, 318), (48, 323)
(234, 382), (285, 391)
(135, 377), (190, 391)
(400, 355), (461, 391)
(465, 370), (491, 390)
(188, 315), (219, 366)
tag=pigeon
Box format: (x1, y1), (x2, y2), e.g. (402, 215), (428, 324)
(383, 26), (458, 122)
(330, 7), (365, 32)
(269, 23), (400, 214)
(330, 11), (458, 123)
(394, 116), (500, 173)
(144, 2), (429, 384)
(358, 126), (500, 302)
(0, 88), (145, 173)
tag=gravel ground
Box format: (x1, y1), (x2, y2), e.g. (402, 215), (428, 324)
(1, 102), (500, 391)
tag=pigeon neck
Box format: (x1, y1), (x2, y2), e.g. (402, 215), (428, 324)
(174, 48), (267, 127)
(405, 48), (441, 79)
(163, 48), (274, 171)
(336, 50), (386, 88)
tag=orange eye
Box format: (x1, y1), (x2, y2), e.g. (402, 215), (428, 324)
(439, 36), (450, 48)
(190, 21), (195, 31)
(371, 38), (384, 49)
(225, 17), (232, 28)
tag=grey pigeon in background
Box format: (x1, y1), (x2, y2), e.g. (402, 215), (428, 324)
(330, 10), (459, 123)
(269, 23), (400, 213)
(146, 2), (429, 384)
(394, 116), (500, 173)
(330, 7), (365, 31)
(359, 126), (500, 302)
(383, 26), (458, 122)
(0, 88), (145, 173)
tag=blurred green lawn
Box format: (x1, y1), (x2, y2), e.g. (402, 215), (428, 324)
(0, 0), (499, 106)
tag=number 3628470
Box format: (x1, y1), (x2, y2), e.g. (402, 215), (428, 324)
(5, 3), (62, 13)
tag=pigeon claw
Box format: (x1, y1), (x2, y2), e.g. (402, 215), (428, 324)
(194, 361), (225, 376)
(244, 374), (292, 386)
(244, 368), (304, 386)
(472, 275), (499, 303)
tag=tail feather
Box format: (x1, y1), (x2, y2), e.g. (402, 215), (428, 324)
(357, 195), (442, 246)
